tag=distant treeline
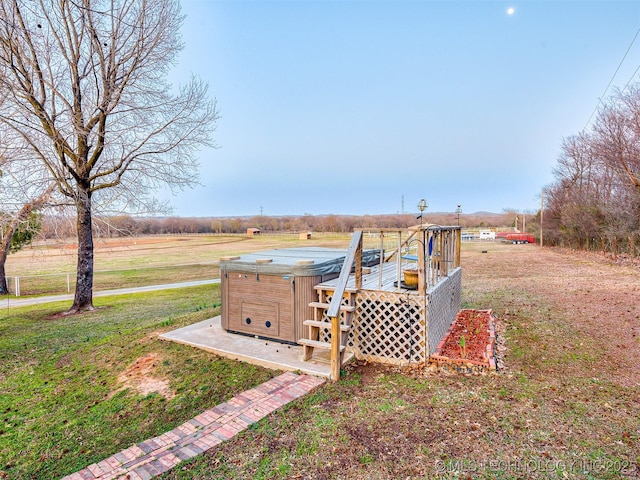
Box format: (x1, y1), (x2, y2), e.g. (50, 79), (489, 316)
(40, 211), (528, 238)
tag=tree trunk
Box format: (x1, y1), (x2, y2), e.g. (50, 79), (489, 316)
(71, 188), (95, 312)
(0, 231), (11, 295)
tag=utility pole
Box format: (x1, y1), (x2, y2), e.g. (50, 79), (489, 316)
(540, 192), (544, 247)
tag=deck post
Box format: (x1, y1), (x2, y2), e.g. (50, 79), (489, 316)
(440, 231), (447, 276)
(378, 231), (384, 289)
(443, 231), (449, 274)
(355, 234), (363, 289)
(418, 227), (426, 292)
(396, 230), (402, 291)
(455, 228), (461, 267)
(330, 315), (341, 381)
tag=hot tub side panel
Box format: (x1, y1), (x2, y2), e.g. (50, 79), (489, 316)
(293, 275), (324, 341)
(221, 271), (229, 330)
(224, 272), (295, 342)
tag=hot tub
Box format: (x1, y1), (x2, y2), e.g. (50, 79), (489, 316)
(220, 247), (380, 343)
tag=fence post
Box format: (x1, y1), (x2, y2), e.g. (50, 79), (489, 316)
(15, 276), (20, 297)
(67, 273), (70, 293)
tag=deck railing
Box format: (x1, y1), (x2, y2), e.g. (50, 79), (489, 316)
(324, 227), (461, 378)
(357, 225), (461, 292)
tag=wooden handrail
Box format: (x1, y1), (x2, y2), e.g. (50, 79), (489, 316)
(327, 230), (362, 380)
(327, 230), (362, 318)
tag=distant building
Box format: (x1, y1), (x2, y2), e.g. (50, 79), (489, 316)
(247, 228), (261, 236)
(299, 232), (312, 240)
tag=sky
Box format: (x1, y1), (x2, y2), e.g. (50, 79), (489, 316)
(163, 0), (640, 218)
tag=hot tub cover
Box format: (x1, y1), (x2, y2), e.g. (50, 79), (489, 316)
(220, 247), (381, 277)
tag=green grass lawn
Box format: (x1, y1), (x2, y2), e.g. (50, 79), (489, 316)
(3, 240), (639, 479)
(0, 284), (278, 479)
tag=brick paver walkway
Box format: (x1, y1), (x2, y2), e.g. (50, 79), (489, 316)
(61, 371), (325, 480)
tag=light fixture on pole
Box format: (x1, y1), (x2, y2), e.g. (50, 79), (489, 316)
(455, 204), (462, 226)
(417, 198), (428, 227)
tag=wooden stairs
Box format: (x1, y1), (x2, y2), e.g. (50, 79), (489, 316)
(298, 292), (356, 366)
(297, 230), (363, 380)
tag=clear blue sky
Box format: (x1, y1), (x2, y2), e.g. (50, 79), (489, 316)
(164, 0), (640, 217)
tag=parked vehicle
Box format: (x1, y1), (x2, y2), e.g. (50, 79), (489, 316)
(505, 233), (535, 244)
(479, 229), (496, 240)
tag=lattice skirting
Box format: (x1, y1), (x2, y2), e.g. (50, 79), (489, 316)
(319, 269), (461, 366)
(320, 291), (425, 365)
(350, 290), (427, 365)
(426, 267), (462, 354)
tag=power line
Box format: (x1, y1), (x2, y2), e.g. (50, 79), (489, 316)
(622, 63), (640, 92)
(583, 26), (640, 131)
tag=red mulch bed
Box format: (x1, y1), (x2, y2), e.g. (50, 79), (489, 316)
(430, 309), (497, 373)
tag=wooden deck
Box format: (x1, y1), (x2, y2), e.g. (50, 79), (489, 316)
(315, 261), (422, 295)
(304, 228), (462, 378)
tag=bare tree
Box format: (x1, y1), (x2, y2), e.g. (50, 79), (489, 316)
(545, 84), (640, 254)
(554, 133), (596, 195)
(0, 0), (218, 312)
(592, 87), (640, 194)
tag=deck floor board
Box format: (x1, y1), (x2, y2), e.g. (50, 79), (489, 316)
(316, 262), (422, 295)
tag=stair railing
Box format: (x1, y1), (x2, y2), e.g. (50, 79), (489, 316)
(327, 230), (362, 380)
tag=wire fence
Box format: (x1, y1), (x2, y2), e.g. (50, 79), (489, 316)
(4, 262), (220, 297)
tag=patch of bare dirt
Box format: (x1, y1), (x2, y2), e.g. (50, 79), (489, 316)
(138, 331), (164, 344)
(112, 352), (175, 400)
(55, 353), (72, 369)
(357, 361), (393, 385)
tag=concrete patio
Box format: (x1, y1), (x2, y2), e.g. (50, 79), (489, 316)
(159, 316), (352, 379)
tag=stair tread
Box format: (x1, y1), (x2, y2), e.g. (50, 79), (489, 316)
(303, 319), (350, 331)
(309, 301), (355, 312)
(298, 338), (346, 352)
